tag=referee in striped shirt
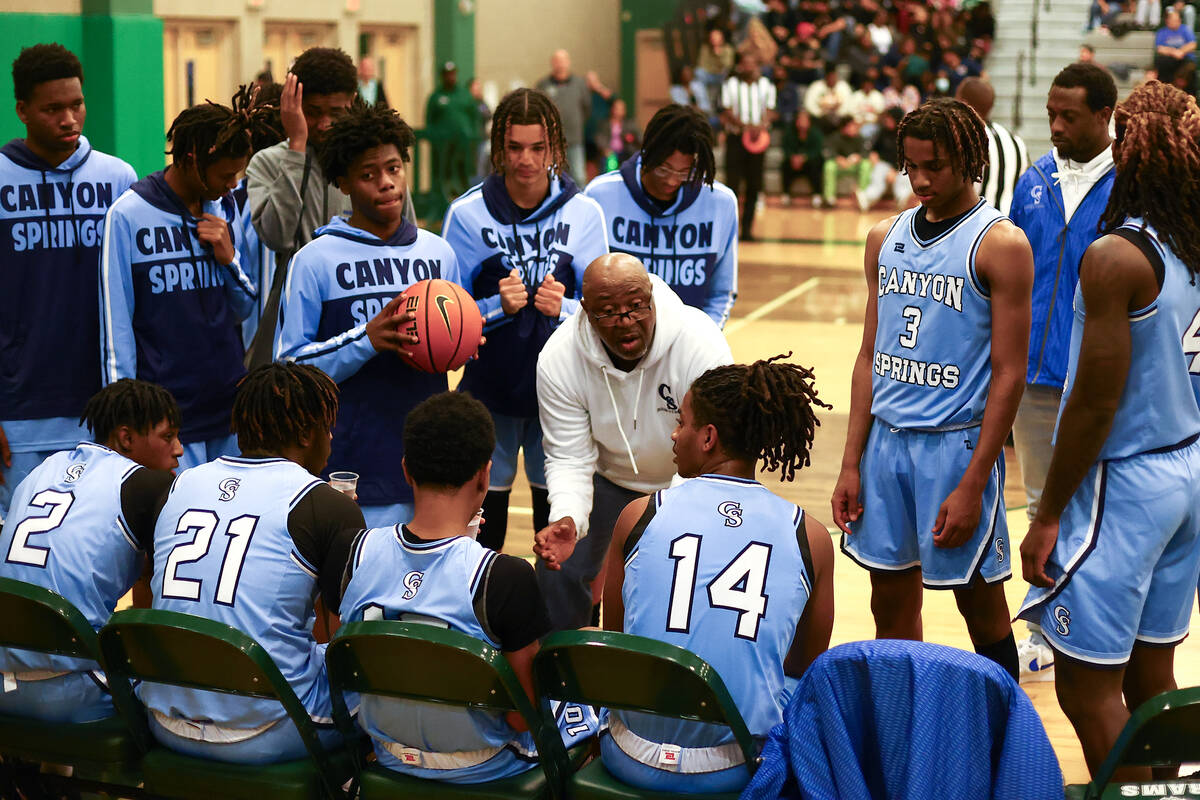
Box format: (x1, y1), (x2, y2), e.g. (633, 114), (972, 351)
(720, 51), (777, 241)
(956, 77), (1028, 216)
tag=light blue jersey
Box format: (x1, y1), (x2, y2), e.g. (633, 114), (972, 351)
(0, 443), (143, 675)
(140, 457), (330, 728)
(618, 475), (812, 754)
(1060, 220), (1200, 458)
(871, 200), (1006, 429)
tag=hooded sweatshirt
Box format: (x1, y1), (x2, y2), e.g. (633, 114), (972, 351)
(585, 155), (739, 327)
(442, 173), (609, 417)
(275, 216), (460, 507)
(537, 276), (732, 536)
(0, 136), (135, 449)
(100, 170), (256, 443)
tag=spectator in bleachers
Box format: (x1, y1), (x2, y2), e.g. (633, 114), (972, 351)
(805, 63), (852, 130)
(848, 71), (886, 141)
(938, 47), (983, 97)
(357, 55), (388, 110)
(764, 0), (800, 51)
(782, 110), (826, 207)
(855, 106), (912, 211)
(898, 37), (932, 86)
(844, 28), (881, 79)
(821, 115), (871, 207)
(696, 24), (736, 95)
(1137, 0), (1163, 28)
(669, 65), (714, 121)
(868, 9), (895, 55)
(595, 98), (639, 171)
(1166, 0), (1197, 32)
(882, 69), (922, 115)
(964, 2), (996, 52)
(772, 62), (803, 127)
(1154, 8), (1196, 83)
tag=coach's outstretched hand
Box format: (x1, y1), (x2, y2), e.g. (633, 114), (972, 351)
(534, 517), (577, 570)
(830, 466), (862, 534)
(367, 294), (419, 354)
(197, 214), (236, 265)
(282, 73), (308, 153)
(1020, 516), (1059, 588)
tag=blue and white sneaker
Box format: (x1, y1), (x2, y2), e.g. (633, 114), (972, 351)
(1017, 632), (1055, 683)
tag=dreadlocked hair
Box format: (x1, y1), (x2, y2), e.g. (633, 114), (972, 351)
(248, 82), (284, 153)
(166, 84), (282, 171)
(896, 97), (988, 184)
(689, 354), (831, 482)
(639, 103), (717, 188)
(80, 379), (180, 445)
(317, 101), (416, 185)
(232, 363), (338, 454)
(1100, 81), (1200, 279)
(489, 88), (568, 177)
(12, 43), (82, 102)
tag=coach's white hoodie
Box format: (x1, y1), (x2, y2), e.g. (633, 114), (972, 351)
(537, 276), (733, 536)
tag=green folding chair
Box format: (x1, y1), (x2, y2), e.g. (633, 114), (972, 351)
(0, 576), (145, 797)
(533, 629), (759, 800)
(1065, 686), (1200, 800)
(325, 620), (587, 799)
(99, 608), (353, 800)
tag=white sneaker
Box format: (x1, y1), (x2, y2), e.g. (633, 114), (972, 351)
(855, 189), (871, 213)
(1017, 634), (1055, 682)
(811, 195), (824, 209)
(780, 194), (792, 207)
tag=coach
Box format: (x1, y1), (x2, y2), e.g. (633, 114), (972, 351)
(532, 253), (732, 630)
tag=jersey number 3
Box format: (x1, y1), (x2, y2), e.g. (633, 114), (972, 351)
(667, 534), (772, 641)
(161, 510), (259, 606)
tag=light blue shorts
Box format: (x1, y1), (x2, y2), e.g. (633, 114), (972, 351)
(599, 726), (752, 794)
(1017, 436), (1200, 666)
(148, 713), (343, 765)
(841, 423), (1011, 588)
(0, 669), (113, 723)
(178, 433), (239, 472)
(489, 412), (545, 491)
(360, 503), (415, 529)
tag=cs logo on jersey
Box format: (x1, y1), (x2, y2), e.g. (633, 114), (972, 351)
(218, 478), (241, 502)
(994, 537), (1005, 564)
(1031, 185), (1044, 205)
(657, 384), (678, 413)
(718, 501), (743, 527)
(1053, 605), (1071, 637)
(402, 571), (424, 600)
(64, 464), (85, 483)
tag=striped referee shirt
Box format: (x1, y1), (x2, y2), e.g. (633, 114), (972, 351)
(980, 120), (1028, 216)
(720, 74), (777, 126)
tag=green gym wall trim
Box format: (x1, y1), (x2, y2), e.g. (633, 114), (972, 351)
(620, 0), (675, 112)
(435, 0), (476, 83)
(0, 9), (163, 177)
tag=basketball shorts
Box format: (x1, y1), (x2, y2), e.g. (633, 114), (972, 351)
(178, 433), (239, 472)
(841, 422), (1011, 588)
(1017, 436), (1200, 666)
(489, 412), (546, 490)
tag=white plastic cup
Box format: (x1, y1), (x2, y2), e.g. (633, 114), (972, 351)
(328, 471), (359, 497)
(467, 508), (484, 538)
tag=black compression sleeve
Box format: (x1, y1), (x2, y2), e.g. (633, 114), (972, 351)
(120, 468), (175, 551)
(288, 483), (366, 611)
(477, 554), (551, 652)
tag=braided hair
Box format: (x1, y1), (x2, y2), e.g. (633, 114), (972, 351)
(640, 103), (718, 188)
(12, 43), (82, 101)
(1101, 80), (1200, 279)
(897, 97), (988, 184)
(231, 363), (338, 454)
(489, 88), (568, 177)
(80, 379), (180, 445)
(317, 101), (415, 186)
(166, 84), (282, 172)
(689, 354), (831, 481)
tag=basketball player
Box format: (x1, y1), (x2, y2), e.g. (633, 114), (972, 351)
(139, 363), (364, 764)
(100, 88), (278, 471)
(602, 357), (834, 793)
(584, 103), (738, 327)
(340, 391), (596, 784)
(0, 379), (180, 722)
(1018, 82), (1200, 779)
(0, 44), (137, 516)
(441, 88), (608, 553)
(832, 98), (1034, 680)
(275, 104), (459, 528)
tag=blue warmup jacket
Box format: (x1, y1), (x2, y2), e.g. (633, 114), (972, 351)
(275, 216), (460, 507)
(442, 174), (608, 417)
(1009, 152), (1115, 389)
(100, 171), (256, 443)
(585, 155), (738, 327)
(0, 137), (136, 430)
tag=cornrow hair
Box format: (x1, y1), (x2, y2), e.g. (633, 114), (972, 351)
(316, 101), (416, 185)
(639, 103), (717, 188)
(489, 88), (568, 177)
(689, 353), (832, 482)
(80, 379), (181, 445)
(1101, 80), (1200, 279)
(896, 97), (989, 184)
(12, 43), (82, 102)
(231, 363), (339, 454)
(166, 84), (283, 172)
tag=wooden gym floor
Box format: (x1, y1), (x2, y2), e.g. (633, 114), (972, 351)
(495, 199), (1200, 785)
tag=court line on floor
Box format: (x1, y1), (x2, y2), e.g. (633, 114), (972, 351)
(725, 277), (821, 336)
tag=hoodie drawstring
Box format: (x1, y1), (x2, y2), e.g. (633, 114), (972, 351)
(601, 366), (642, 476)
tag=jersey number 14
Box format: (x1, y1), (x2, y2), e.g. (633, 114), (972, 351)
(666, 534), (772, 641)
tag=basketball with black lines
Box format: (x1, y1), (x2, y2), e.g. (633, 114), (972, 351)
(396, 279), (483, 373)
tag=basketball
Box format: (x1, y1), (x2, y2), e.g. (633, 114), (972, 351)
(397, 279), (483, 373)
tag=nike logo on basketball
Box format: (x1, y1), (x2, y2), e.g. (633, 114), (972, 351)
(435, 294), (454, 333)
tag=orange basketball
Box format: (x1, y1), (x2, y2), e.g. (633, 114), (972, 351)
(396, 279), (483, 373)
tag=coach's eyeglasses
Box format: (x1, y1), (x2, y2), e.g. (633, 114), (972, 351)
(651, 164), (694, 181)
(591, 302), (652, 326)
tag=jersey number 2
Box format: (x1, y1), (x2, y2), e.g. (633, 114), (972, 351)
(667, 534), (772, 641)
(161, 511), (259, 606)
(5, 490), (74, 568)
